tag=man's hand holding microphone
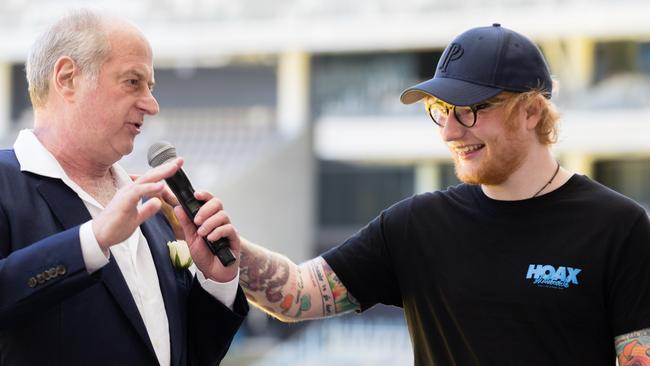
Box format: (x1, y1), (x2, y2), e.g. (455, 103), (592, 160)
(147, 142), (240, 283)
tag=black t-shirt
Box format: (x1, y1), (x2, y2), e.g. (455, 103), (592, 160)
(322, 175), (650, 365)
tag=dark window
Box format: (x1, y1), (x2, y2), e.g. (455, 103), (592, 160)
(594, 41), (636, 83)
(317, 161), (415, 251)
(154, 65), (276, 108)
(594, 159), (650, 212)
(439, 162), (461, 190)
(11, 63), (30, 123)
(318, 161), (414, 227)
(311, 51), (441, 119)
(639, 42), (650, 73)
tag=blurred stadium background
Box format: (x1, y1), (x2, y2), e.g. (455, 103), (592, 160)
(1, 0), (649, 364)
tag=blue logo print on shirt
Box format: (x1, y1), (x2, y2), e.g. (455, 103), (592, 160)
(525, 264), (581, 289)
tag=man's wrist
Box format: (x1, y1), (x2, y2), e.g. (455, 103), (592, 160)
(197, 269), (240, 310)
(80, 221), (110, 273)
(90, 218), (110, 253)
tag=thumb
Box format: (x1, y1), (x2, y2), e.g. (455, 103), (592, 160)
(161, 186), (180, 206)
(174, 205), (197, 239)
(137, 197), (163, 224)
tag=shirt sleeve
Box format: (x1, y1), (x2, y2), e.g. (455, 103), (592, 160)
(79, 221), (110, 274)
(322, 201), (407, 312)
(196, 269), (240, 310)
(607, 212), (650, 336)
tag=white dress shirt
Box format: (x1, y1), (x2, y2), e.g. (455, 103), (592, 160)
(14, 129), (239, 366)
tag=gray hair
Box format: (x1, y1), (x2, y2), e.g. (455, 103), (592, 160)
(26, 9), (112, 108)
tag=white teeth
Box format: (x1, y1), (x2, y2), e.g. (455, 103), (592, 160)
(455, 144), (483, 154)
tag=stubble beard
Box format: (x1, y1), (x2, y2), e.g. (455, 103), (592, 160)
(452, 131), (528, 186)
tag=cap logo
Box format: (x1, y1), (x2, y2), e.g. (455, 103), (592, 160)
(439, 43), (464, 73)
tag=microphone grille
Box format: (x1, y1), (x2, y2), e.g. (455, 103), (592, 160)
(147, 141), (177, 168)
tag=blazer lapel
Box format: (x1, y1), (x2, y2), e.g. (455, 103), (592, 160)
(36, 176), (156, 357)
(141, 216), (183, 366)
(36, 176), (91, 230)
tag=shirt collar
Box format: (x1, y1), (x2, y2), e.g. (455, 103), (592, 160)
(14, 129), (66, 179)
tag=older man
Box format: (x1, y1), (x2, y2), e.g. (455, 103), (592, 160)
(0, 10), (247, 366)
(188, 24), (650, 365)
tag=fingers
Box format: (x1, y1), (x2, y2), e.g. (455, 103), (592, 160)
(121, 182), (166, 207)
(196, 210), (230, 238)
(135, 158), (183, 184)
(173, 191), (235, 248)
(137, 197), (162, 223)
(205, 223), (239, 248)
(193, 192), (222, 225)
(160, 185), (180, 206)
(194, 191), (214, 201)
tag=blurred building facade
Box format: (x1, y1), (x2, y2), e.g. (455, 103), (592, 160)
(1, 0), (650, 363)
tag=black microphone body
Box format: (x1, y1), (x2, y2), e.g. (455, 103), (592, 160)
(148, 142), (236, 267)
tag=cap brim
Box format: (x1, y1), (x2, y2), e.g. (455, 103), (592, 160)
(400, 77), (503, 106)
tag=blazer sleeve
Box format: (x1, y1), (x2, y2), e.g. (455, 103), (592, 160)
(0, 208), (97, 329)
(187, 276), (249, 366)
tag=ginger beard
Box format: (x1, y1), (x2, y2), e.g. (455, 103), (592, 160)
(451, 114), (529, 186)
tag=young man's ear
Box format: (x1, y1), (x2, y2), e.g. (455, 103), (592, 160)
(524, 95), (544, 130)
(52, 56), (79, 102)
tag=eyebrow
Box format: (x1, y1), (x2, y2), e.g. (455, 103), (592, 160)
(125, 70), (155, 90)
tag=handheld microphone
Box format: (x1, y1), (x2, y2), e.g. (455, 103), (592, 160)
(147, 141), (236, 267)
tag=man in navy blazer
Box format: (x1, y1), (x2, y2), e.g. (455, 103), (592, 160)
(0, 9), (248, 365)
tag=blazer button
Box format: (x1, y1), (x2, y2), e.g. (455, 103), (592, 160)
(36, 274), (45, 284)
(28, 277), (38, 288)
(47, 268), (57, 278)
(56, 265), (66, 276)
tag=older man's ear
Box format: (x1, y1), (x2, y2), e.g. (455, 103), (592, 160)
(52, 56), (79, 102)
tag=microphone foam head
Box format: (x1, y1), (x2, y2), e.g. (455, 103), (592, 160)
(147, 141), (177, 167)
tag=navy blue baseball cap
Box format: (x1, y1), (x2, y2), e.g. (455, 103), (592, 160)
(400, 23), (552, 106)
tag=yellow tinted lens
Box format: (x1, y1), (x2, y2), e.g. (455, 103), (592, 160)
(429, 103), (449, 125)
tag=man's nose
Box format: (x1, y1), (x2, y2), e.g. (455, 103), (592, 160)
(138, 90), (160, 116)
(440, 112), (466, 142)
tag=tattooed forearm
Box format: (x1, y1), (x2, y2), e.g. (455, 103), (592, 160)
(307, 260), (336, 316)
(239, 240), (310, 321)
(322, 260), (359, 313)
(238, 239), (358, 321)
(239, 246), (290, 303)
(615, 328), (650, 366)
(290, 267), (312, 318)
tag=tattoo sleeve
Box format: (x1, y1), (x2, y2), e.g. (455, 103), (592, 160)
(615, 328), (650, 365)
(239, 239), (359, 321)
(322, 260), (360, 314)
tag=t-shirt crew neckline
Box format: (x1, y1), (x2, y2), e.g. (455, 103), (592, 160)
(470, 173), (583, 215)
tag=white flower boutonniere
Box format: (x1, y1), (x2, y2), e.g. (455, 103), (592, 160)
(167, 240), (193, 269)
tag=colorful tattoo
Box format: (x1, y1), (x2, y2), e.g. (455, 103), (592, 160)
(239, 245), (358, 319)
(290, 267), (310, 316)
(296, 266), (305, 292)
(279, 294), (294, 312)
(285, 293), (312, 318)
(240, 248), (290, 304)
(616, 329), (650, 366)
(322, 260), (359, 313)
(308, 261), (336, 316)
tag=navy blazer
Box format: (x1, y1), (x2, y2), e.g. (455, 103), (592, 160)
(0, 150), (248, 366)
